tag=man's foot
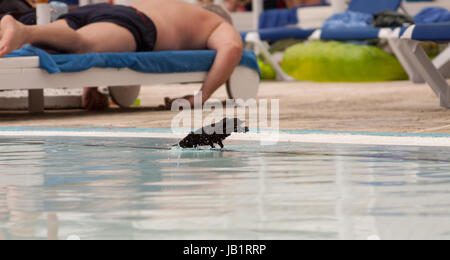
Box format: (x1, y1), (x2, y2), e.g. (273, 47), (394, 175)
(82, 87), (110, 111)
(0, 15), (28, 57)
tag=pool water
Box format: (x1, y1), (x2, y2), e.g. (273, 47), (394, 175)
(0, 136), (450, 240)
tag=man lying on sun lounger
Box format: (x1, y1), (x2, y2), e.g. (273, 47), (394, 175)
(0, 0), (243, 110)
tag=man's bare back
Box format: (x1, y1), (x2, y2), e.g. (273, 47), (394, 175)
(132, 0), (225, 51)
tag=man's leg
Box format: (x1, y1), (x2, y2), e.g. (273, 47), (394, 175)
(75, 22), (137, 53)
(74, 22), (137, 110)
(0, 15), (137, 56)
(0, 16), (82, 56)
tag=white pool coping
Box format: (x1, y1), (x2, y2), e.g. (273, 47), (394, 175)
(1, 128), (450, 147)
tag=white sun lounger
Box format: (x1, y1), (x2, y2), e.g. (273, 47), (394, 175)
(388, 23), (450, 108)
(244, 23), (450, 108)
(0, 54), (260, 113)
(241, 0), (450, 108)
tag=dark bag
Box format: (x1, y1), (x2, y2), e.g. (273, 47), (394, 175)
(0, 0), (36, 24)
(0, 0), (33, 14)
(371, 10), (415, 28)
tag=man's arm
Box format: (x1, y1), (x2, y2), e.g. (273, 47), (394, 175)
(200, 22), (243, 104)
(159, 21), (243, 110)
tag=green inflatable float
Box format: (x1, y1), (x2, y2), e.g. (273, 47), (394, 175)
(281, 41), (408, 82)
(258, 57), (277, 80)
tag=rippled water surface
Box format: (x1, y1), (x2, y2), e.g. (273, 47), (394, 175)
(0, 136), (450, 240)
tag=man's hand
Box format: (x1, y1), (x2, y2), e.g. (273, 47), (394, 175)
(82, 87), (110, 111)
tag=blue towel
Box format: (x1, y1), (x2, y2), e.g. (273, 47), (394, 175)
(414, 7), (450, 24)
(322, 11), (373, 29)
(6, 45), (260, 75)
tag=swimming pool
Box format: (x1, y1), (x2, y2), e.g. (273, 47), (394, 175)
(0, 131), (450, 240)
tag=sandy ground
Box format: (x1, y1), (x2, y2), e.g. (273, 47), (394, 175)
(1, 80), (450, 134)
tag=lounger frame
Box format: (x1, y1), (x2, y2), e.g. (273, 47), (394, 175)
(246, 31), (450, 108)
(0, 56), (260, 112)
(243, 0), (450, 108)
(390, 39), (450, 108)
(1, 0), (260, 113)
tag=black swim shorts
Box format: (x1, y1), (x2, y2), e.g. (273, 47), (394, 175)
(58, 3), (157, 52)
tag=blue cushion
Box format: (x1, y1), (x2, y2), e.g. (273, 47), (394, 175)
(258, 7), (299, 30)
(241, 27), (315, 42)
(6, 45), (260, 75)
(242, 22), (450, 42)
(242, 26), (379, 42)
(411, 22), (450, 41)
(348, 0), (402, 15)
(321, 27), (380, 40)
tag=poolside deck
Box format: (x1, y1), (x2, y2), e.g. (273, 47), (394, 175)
(0, 80), (449, 134)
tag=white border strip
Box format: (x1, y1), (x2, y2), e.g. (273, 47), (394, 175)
(308, 29), (322, 40)
(0, 130), (450, 147)
(390, 28), (402, 39)
(400, 25), (416, 39)
(378, 28), (393, 39)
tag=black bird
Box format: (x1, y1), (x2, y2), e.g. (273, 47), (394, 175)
(178, 118), (249, 149)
